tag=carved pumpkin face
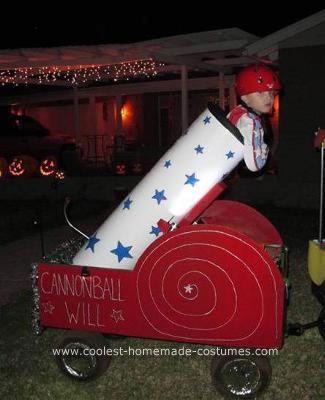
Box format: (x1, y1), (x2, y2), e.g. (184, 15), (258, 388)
(9, 157), (25, 176)
(40, 156), (58, 176)
(0, 157), (8, 178)
(132, 162), (143, 174)
(54, 169), (65, 180)
(115, 163), (126, 175)
(9, 155), (38, 177)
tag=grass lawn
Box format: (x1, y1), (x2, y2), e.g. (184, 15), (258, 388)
(0, 206), (324, 399)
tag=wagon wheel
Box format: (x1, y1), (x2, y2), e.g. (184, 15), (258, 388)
(55, 331), (111, 381)
(211, 352), (272, 398)
(318, 308), (325, 340)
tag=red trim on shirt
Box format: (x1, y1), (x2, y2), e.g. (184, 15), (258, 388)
(228, 105), (247, 126)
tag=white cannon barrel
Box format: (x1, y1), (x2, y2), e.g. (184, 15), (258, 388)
(73, 105), (244, 269)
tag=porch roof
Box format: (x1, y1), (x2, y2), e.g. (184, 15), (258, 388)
(0, 28), (258, 88)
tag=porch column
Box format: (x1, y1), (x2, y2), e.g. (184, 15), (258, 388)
(181, 65), (189, 135)
(73, 86), (81, 143)
(89, 96), (97, 135)
(229, 77), (237, 109)
(219, 71), (225, 110)
(115, 95), (123, 136)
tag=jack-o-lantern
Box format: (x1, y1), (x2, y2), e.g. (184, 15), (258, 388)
(9, 155), (39, 177)
(0, 157), (8, 178)
(132, 162), (143, 174)
(54, 169), (65, 180)
(40, 156), (58, 176)
(115, 163), (126, 175)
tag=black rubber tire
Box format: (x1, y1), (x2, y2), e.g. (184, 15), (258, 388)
(55, 330), (111, 381)
(318, 308), (325, 340)
(211, 353), (272, 399)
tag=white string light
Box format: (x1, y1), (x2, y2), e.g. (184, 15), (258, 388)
(0, 59), (163, 86)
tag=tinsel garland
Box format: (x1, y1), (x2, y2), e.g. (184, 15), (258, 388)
(31, 236), (85, 335)
(43, 236), (85, 264)
(31, 262), (42, 335)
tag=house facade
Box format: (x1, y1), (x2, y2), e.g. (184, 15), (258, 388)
(0, 11), (324, 208)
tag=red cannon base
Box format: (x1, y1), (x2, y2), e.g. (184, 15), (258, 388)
(37, 224), (285, 350)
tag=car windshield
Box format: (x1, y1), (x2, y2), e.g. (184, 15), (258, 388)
(0, 114), (49, 137)
(14, 115), (49, 137)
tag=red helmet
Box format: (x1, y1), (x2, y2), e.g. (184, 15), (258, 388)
(235, 64), (281, 96)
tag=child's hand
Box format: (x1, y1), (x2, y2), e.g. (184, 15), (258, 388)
(261, 143), (269, 157)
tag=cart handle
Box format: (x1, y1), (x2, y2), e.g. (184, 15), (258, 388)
(63, 197), (90, 240)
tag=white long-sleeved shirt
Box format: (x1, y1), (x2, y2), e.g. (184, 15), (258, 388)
(228, 105), (269, 171)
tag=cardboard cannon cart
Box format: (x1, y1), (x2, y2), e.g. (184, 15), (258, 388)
(32, 104), (290, 399)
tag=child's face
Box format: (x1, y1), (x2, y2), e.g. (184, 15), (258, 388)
(241, 91), (276, 114)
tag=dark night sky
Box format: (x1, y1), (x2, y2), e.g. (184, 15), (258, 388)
(0, 8), (324, 49)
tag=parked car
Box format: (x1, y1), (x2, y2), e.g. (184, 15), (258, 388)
(0, 112), (81, 176)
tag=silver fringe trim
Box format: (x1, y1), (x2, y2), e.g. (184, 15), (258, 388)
(30, 236), (84, 335)
(31, 262), (43, 335)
